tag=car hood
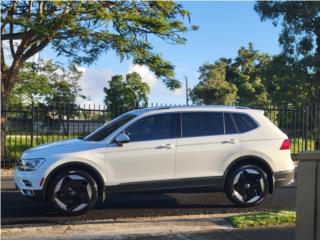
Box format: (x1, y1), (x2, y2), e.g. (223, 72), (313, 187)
(21, 139), (103, 159)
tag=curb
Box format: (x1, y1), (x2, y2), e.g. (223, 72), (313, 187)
(2, 213), (238, 229)
(1, 176), (16, 191)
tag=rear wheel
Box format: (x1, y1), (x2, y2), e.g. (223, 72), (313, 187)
(48, 169), (98, 215)
(225, 165), (268, 207)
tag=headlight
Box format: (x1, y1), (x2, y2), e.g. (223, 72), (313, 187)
(17, 159), (45, 171)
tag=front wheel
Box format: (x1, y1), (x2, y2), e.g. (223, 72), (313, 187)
(48, 169), (98, 215)
(225, 165), (268, 207)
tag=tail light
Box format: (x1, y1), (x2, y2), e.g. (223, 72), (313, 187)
(280, 139), (291, 150)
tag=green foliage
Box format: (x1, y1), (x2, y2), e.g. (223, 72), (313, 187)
(1, 1), (197, 91)
(192, 3), (320, 108)
(104, 72), (150, 115)
(44, 61), (85, 105)
(10, 62), (52, 105)
(230, 43), (271, 106)
(254, 1), (320, 106)
(192, 44), (271, 106)
(263, 55), (315, 107)
(190, 59), (237, 105)
(228, 210), (296, 228)
(10, 60), (85, 106)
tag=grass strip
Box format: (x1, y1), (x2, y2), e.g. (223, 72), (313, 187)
(227, 210), (296, 228)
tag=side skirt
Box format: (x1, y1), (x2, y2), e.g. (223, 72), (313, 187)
(106, 176), (225, 194)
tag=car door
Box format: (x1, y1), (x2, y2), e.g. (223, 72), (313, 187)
(175, 111), (242, 179)
(106, 112), (179, 185)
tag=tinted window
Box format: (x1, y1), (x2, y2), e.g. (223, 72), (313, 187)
(84, 113), (137, 141)
(182, 112), (223, 137)
(125, 113), (177, 142)
(224, 113), (237, 134)
(233, 113), (258, 133)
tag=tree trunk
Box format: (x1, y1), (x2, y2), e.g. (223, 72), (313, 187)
(1, 80), (12, 166)
(1, 59), (23, 163)
(59, 114), (67, 136)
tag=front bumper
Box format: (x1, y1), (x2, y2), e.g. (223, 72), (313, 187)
(15, 169), (45, 201)
(274, 170), (295, 188)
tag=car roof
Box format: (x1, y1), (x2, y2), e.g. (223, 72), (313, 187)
(129, 105), (260, 116)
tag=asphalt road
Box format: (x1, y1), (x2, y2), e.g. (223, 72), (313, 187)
(1, 185), (296, 226)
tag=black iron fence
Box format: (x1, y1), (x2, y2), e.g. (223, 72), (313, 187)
(1, 102), (319, 168)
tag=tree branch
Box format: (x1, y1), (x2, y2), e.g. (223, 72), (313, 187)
(1, 22), (7, 34)
(1, 41), (5, 71)
(22, 38), (50, 61)
(29, 0), (33, 14)
(37, 1), (43, 20)
(6, 0), (18, 58)
(9, 22), (16, 58)
(1, 30), (33, 40)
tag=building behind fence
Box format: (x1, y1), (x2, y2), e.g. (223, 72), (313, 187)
(1, 102), (319, 168)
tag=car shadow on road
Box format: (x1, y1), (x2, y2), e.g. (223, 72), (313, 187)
(2, 191), (234, 219)
(1, 188), (295, 225)
(99, 192), (236, 209)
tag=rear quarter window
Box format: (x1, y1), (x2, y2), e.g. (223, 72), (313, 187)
(232, 113), (258, 133)
(224, 113), (238, 134)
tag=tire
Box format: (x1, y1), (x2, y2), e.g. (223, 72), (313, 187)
(225, 165), (268, 207)
(48, 169), (98, 215)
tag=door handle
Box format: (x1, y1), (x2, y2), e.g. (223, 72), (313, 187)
(156, 144), (175, 149)
(221, 139), (239, 144)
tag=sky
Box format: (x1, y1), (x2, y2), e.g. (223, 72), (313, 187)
(40, 1), (282, 106)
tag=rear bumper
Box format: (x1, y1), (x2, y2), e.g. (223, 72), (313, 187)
(274, 170), (295, 188)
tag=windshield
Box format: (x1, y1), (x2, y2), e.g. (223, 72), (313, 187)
(83, 113), (137, 141)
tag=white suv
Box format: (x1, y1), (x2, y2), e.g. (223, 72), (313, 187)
(15, 106), (295, 215)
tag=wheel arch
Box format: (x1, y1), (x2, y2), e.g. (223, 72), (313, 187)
(43, 162), (105, 201)
(223, 156), (274, 194)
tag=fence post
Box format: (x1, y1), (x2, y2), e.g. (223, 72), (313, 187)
(296, 151), (320, 240)
(30, 101), (35, 147)
(315, 104), (320, 150)
(305, 107), (309, 151)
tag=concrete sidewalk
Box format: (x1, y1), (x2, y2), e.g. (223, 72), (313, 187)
(2, 215), (295, 240)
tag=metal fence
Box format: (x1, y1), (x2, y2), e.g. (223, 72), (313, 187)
(1, 102), (319, 168)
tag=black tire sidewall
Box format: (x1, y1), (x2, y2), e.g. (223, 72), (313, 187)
(225, 165), (268, 207)
(48, 169), (98, 215)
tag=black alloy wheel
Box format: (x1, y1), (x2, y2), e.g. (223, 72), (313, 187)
(49, 170), (98, 215)
(226, 165), (268, 207)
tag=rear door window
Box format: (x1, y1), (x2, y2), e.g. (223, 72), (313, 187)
(182, 112), (224, 137)
(232, 113), (258, 133)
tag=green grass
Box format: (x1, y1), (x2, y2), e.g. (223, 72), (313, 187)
(228, 210), (296, 228)
(4, 134), (78, 162)
(290, 138), (315, 155)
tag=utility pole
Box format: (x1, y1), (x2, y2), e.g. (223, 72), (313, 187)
(185, 76), (189, 106)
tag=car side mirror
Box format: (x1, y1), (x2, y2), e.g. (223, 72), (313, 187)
(115, 133), (130, 146)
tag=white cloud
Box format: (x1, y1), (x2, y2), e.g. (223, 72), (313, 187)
(128, 64), (158, 89)
(77, 68), (113, 106)
(174, 85), (185, 97)
(76, 66), (87, 73)
(78, 64), (159, 105)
